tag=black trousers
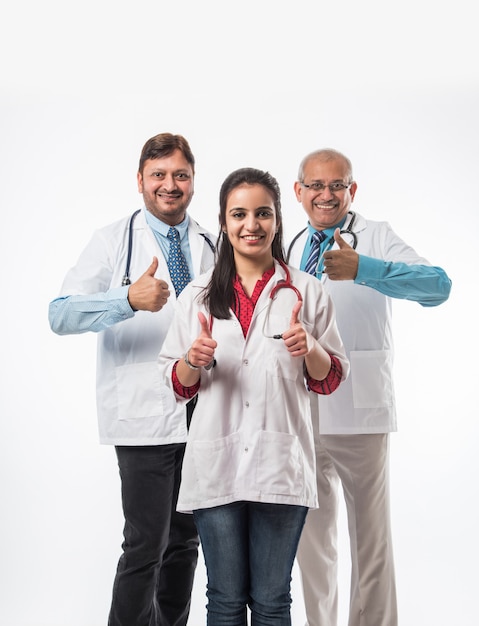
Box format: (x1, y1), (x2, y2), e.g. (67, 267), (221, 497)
(108, 444), (199, 626)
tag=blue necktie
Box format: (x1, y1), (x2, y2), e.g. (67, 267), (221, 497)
(305, 231), (327, 275)
(167, 227), (191, 296)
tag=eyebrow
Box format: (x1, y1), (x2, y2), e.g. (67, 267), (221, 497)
(149, 168), (191, 174)
(228, 205), (274, 211)
(309, 178), (345, 183)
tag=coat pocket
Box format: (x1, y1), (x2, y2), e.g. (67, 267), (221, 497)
(349, 350), (394, 409)
(115, 361), (166, 420)
(255, 430), (303, 496)
(192, 432), (243, 499)
(264, 314), (310, 382)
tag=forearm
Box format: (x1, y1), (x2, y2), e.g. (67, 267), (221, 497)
(48, 287), (134, 335)
(304, 339), (332, 381)
(355, 256), (452, 306)
(172, 361), (201, 399)
(175, 353), (202, 387)
(307, 355), (343, 395)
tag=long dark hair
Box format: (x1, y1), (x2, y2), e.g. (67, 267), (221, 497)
(203, 167), (285, 319)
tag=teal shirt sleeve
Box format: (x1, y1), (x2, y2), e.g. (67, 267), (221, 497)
(354, 255), (452, 307)
(48, 286), (135, 335)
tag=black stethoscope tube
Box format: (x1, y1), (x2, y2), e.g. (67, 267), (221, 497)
(286, 210), (358, 265)
(122, 209), (141, 286)
(121, 209), (215, 287)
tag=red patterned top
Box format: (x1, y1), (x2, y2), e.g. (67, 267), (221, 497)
(172, 267), (342, 398)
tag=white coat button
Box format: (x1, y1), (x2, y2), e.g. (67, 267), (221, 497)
(244, 447), (249, 452)
(245, 401), (250, 407)
(243, 359), (249, 366)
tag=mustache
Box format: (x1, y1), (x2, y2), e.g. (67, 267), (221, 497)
(156, 190), (183, 198)
(314, 201), (338, 207)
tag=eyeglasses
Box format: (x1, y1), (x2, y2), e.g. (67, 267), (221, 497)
(300, 181), (352, 193)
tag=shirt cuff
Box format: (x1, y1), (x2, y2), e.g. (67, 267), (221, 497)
(172, 361), (200, 399)
(107, 285), (137, 316)
(354, 255), (387, 285)
(307, 355), (343, 395)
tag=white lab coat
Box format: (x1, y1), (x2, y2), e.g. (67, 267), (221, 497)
(287, 211), (439, 434)
(158, 261), (349, 512)
(53, 209), (216, 445)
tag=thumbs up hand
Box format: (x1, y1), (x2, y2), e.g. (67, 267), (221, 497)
(322, 228), (359, 280)
(289, 300), (303, 329)
(187, 312), (218, 368)
(281, 301), (314, 358)
(127, 257), (171, 312)
(281, 300), (333, 380)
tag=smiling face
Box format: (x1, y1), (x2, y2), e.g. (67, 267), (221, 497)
(224, 183), (278, 265)
(137, 149), (194, 225)
(294, 155), (357, 231)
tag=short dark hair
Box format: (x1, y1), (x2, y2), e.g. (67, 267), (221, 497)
(138, 133), (195, 174)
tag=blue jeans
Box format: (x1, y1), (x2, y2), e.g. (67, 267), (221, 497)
(108, 445), (199, 626)
(193, 501), (308, 626)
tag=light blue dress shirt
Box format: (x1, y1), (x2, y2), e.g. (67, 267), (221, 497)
(144, 210), (194, 277)
(48, 208), (195, 335)
(299, 219), (450, 307)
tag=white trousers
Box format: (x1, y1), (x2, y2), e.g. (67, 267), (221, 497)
(296, 414), (397, 626)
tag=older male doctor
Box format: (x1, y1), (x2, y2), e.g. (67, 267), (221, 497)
(287, 148), (451, 626)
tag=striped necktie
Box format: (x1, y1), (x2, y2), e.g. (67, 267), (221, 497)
(305, 230), (327, 275)
(167, 227), (191, 296)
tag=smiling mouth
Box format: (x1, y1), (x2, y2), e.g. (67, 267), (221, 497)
(242, 235), (264, 241)
(314, 202), (337, 210)
(157, 191), (182, 199)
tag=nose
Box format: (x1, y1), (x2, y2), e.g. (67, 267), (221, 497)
(160, 174), (177, 190)
(317, 186), (334, 200)
(244, 214), (260, 231)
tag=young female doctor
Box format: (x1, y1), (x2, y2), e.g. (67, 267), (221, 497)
(158, 168), (349, 625)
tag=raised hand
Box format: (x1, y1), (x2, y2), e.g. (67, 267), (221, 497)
(187, 312), (218, 368)
(322, 229), (359, 280)
(281, 301), (313, 358)
(281, 300), (332, 380)
(127, 257), (171, 312)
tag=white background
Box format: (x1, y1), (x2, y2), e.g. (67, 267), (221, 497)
(1, 1), (477, 625)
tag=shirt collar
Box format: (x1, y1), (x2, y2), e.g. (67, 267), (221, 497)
(233, 266), (275, 304)
(307, 215), (347, 241)
(143, 207), (190, 239)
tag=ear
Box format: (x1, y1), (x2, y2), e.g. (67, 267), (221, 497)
(137, 171), (144, 193)
(349, 181), (358, 202)
(293, 181), (303, 202)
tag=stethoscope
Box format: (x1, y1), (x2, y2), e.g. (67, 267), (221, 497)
(121, 209), (215, 286)
(286, 210), (358, 276)
(262, 259), (303, 339)
(183, 259), (304, 372)
(206, 259), (303, 341)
